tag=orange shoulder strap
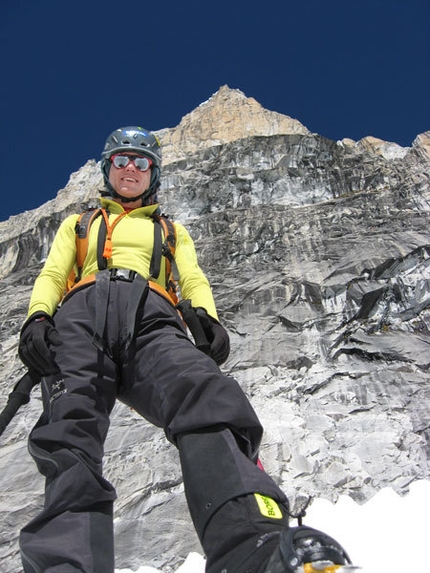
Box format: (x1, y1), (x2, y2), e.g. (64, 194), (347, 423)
(66, 208), (103, 292)
(151, 214), (179, 304)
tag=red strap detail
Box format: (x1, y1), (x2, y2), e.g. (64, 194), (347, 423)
(101, 210), (127, 260)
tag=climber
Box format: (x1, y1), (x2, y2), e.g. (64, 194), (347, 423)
(18, 126), (351, 573)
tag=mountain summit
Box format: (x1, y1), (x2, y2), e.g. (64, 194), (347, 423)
(158, 85), (310, 164)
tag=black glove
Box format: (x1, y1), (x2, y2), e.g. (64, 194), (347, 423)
(19, 312), (61, 375)
(195, 308), (230, 365)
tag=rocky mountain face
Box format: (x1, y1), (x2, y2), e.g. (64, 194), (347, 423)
(1, 85), (429, 572)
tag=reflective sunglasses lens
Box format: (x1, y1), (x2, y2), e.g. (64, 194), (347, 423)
(112, 155), (130, 168)
(111, 155), (151, 171)
(134, 157), (151, 171)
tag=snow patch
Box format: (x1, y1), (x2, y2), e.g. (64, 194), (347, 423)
(305, 479), (429, 573)
(115, 481), (430, 573)
(116, 552), (205, 573)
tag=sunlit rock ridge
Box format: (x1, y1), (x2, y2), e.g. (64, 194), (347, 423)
(1, 85), (429, 572)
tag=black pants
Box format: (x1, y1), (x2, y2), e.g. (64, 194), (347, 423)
(20, 279), (286, 572)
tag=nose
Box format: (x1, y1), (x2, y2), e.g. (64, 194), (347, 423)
(125, 159), (137, 171)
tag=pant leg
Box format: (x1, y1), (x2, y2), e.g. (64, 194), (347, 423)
(119, 289), (289, 571)
(20, 287), (119, 573)
(178, 430), (290, 573)
(120, 288), (264, 455)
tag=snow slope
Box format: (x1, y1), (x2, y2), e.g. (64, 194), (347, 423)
(116, 480), (430, 573)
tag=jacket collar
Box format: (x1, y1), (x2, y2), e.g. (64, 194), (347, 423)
(100, 197), (160, 216)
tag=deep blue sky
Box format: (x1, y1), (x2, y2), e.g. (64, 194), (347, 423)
(1, 0), (429, 220)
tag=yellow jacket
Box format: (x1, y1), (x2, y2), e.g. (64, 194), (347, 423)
(27, 198), (218, 320)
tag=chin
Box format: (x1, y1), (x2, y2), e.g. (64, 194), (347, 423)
(119, 191), (141, 199)
(119, 196), (139, 201)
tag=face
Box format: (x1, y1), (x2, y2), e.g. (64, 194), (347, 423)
(108, 153), (152, 202)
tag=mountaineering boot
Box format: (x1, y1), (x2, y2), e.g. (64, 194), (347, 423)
(202, 493), (289, 573)
(177, 428), (354, 572)
(264, 525), (353, 573)
(203, 499), (355, 573)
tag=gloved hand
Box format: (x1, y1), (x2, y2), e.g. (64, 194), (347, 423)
(195, 308), (230, 365)
(18, 312), (61, 375)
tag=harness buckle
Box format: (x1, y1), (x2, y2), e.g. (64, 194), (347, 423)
(109, 268), (137, 281)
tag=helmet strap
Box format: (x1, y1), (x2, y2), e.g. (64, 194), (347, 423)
(101, 177), (159, 206)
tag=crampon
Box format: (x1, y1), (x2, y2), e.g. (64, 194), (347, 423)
(265, 526), (360, 573)
(301, 564), (360, 572)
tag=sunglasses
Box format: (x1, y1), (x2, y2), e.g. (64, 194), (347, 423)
(110, 154), (153, 172)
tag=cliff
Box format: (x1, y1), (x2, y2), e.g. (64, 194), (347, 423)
(1, 86), (429, 572)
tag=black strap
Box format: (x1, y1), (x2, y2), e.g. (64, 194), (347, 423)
(92, 270), (111, 352)
(96, 211), (108, 271)
(150, 214), (178, 292)
(161, 217), (176, 263)
(75, 209), (99, 239)
(125, 275), (149, 350)
(149, 217), (163, 279)
(74, 208), (104, 280)
(176, 300), (211, 354)
(92, 269), (149, 354)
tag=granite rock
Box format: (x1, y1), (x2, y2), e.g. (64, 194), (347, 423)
(0, 87), (429, 572)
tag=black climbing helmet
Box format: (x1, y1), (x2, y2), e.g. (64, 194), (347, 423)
(100, 126), (162, 203)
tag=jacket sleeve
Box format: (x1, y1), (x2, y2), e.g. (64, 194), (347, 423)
(174, 223), (219, 321)
(27, 215), (79, 317)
